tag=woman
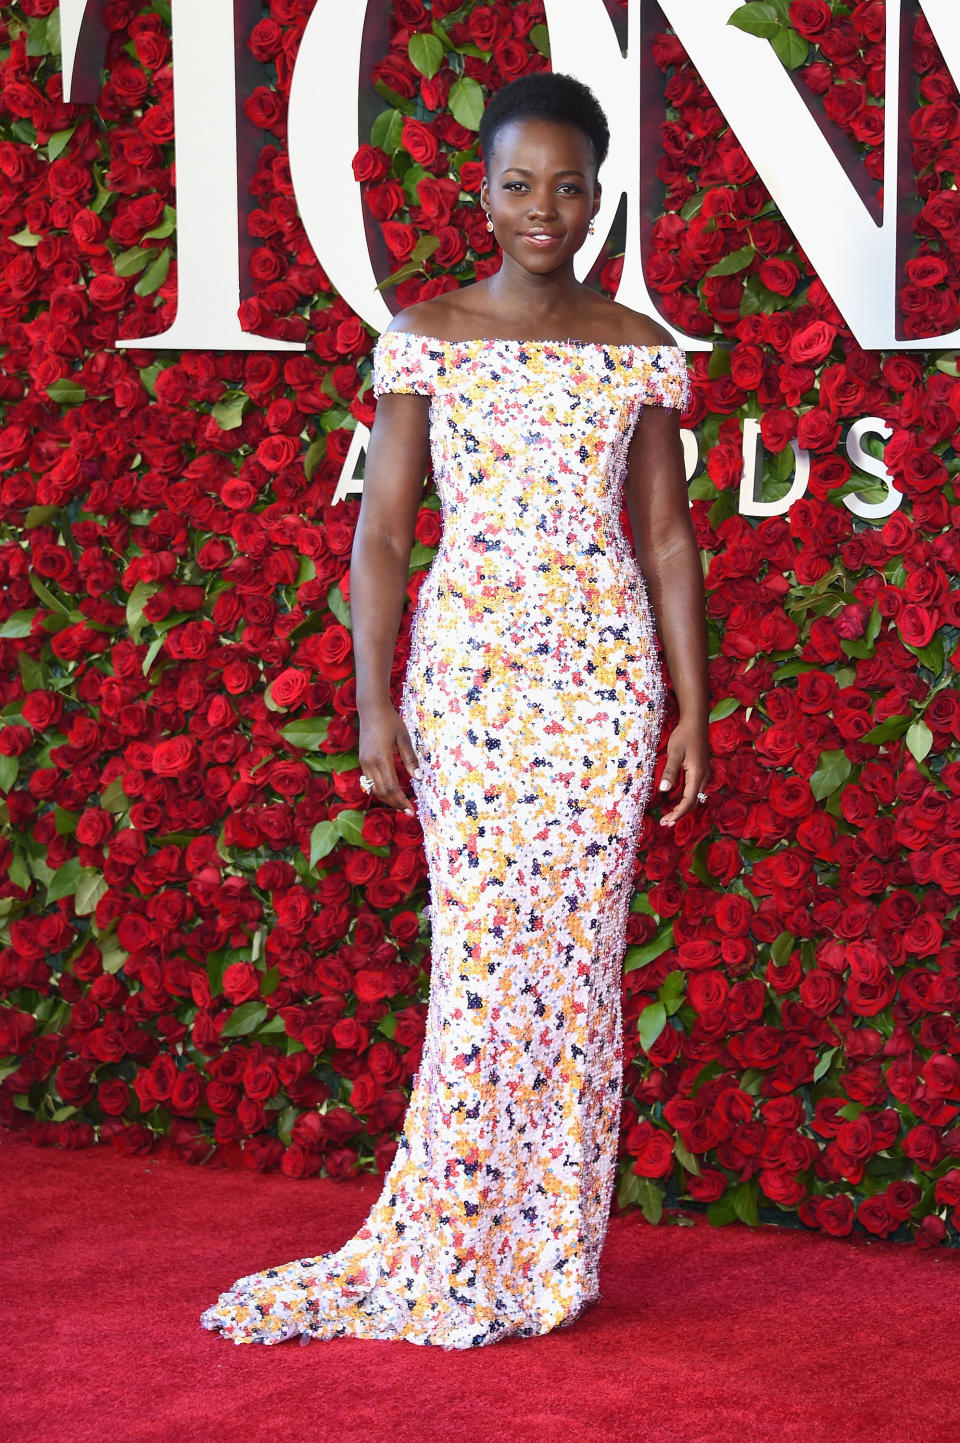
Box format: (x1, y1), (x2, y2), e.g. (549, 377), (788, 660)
(201, 71), (710, 1351)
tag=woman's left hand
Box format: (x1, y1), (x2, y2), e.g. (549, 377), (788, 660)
(657, 715), (711, 827)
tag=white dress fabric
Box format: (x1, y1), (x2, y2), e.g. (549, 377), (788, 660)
(200, 333), (688, 1349)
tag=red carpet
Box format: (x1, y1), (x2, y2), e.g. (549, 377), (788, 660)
(2, 1131), (959, 1443)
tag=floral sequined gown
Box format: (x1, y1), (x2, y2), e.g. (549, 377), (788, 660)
(200, 332), (689, 1350)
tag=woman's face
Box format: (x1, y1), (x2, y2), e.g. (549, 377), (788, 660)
(480, 117), (601, 275)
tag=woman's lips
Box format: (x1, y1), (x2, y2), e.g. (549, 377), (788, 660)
(521, 232), (563, 247)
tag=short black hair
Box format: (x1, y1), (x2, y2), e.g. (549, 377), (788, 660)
(479, 72), (610, 176)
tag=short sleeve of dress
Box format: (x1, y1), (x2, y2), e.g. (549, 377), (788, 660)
(372, 331), (443, 399)
(642, 345), (691, 414)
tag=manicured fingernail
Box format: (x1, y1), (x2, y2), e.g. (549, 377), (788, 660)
(659, 779), (669, 791)
(413, 769), (423, 780)
(404, 807), (415, 816)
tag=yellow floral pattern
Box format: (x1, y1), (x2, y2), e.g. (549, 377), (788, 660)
(200, 332), (688, 1350)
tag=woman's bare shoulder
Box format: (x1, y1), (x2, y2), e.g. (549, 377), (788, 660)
(577, 293), (675, 349)
(383, 286), (491, 341)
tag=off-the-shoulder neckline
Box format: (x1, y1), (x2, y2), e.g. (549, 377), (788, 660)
(378, 330), (682, 355)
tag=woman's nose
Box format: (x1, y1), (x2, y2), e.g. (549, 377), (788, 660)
(527, 191), (557, 217)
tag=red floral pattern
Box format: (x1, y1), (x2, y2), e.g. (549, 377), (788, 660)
(1, 0), (959, 1251)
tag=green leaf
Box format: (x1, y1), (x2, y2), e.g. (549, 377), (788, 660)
(624, 924), (676, 973)
(142, 634), (166, 676)
(813, 1046), (838, 1083)
(280, 718), (330, 751)
(373, 79), (417, 117)
(114, 246), (152, 277)
(10, 228), (41, 247)
(29, 572), (69, 614)
(770, 931), (793, 967)
(727, 3), (780, 39)
(276, 1104), (297, 1145)
(0, 753), (19, 793)
(135, 247), (171, 297)
(709, 696), (740, 722)
(0, 611), (37, 639)
(409, 32), (444, 78)
(863, 714), (911, 745)
(309, 821), (339, 868)
(771, 26), (809, 68)
(529, 23), (551, 56)
(906, 718), (934, 764)
(616, 1168), (643, 1211)
(638, 1001), (667, 1052)
(731, 1178), (760, 1227)
(706, 244), (756, 278)
(125, 580), (159, 644)
(45, 857), (85, 902)
(47, 127), (75, 161)
(100, 776), (130, 813)
(370, 108), (405, 155)
(378, 1012), (397, 1039)
(75, 869), (108, 916)
(55, 807), (78, 836)
(211, 393), (249, 431)
(408, 541), (438, 573)
(45, 379), (87, 405)
(220, 1001), (268, 1038)
(905, 634), (944, 677)
(24, 505), (61, 528)
(689, 1058), (724, 1097)
(143, 206), (177, 240)
(335, 809), (365, 847)
(935, 352), (960, 377)
(100, 937), (128, 975)
(254, 1014), (286, 1036)
(26, 15), (53, 54)
(448, 76), (484, 131)
(636, 1176), (665, 1226)
(303, 435), (325, 481)
(326, 583), (351, 630)
(809, 749), (852, 801)
(674, 1136), (702, 1177)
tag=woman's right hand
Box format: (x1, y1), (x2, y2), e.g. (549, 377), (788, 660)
(358, 701), (421, 816)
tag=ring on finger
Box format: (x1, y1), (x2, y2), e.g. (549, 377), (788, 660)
(359, 774), (375, 794)
(697, 791), (708, 803)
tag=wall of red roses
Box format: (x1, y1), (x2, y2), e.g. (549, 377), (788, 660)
(1, 0), (959, 1249)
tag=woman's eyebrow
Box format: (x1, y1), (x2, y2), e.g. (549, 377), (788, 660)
(501, 167), (587, 178)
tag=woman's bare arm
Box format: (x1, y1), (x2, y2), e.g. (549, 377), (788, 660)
(349, 387), (431, 814)
(624, 394), (711, 826)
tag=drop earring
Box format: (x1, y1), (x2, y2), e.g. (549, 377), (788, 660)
(588, 218), (596, 235)
(486, 214), (494, 233)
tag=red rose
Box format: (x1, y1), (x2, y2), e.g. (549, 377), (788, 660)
(758, 258), (800, 296)
(400, 118), (439, 168)
(789, 1), (832, 38)
(245, 86), (285, 135)
(789, 321), (837, 365)
(796, 407), (841, 452)
(627, 1120), (675, 1178)
(22, 690), (63, 730)
(314, 623), (353, 680)
(151, 737), (195, 776)
(221, 964), (260, 1005)
(897, 605), (937, 649)
(97, 1079), (131, 1116)
(269, 668), (308, 709)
